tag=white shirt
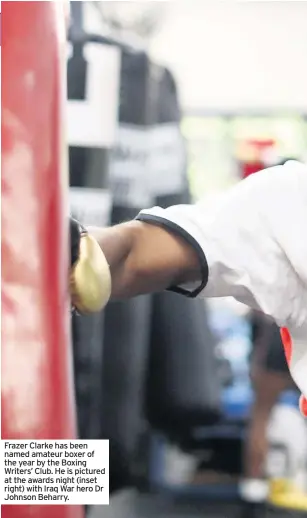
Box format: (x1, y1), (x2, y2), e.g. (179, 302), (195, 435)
(136, 160), (307, 400)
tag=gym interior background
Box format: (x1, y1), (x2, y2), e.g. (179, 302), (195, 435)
(68, 3), (307, 517)
(3, 1), (307, 518)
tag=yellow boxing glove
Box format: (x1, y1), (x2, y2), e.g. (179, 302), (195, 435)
(70, 217), (111, 313)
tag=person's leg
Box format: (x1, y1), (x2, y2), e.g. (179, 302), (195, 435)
(240, 317), (293, 517)
(244, 369), (292, 481)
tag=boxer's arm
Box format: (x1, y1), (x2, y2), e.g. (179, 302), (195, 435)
(88, 161), (307, 321)
(88, 220), (204, 299)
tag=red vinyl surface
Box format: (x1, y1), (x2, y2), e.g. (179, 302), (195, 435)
(1, 2), (84, 517)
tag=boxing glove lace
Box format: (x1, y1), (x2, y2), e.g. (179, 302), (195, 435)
(70, 217), (111, 313)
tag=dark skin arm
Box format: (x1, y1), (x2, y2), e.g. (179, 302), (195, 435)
(88, 221), (202, 299)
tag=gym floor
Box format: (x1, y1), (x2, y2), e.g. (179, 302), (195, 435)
(89, 491), (299, 518)
(89, 491), (242, 518)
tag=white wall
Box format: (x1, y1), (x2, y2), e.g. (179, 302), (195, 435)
(150, 1), (307, 113)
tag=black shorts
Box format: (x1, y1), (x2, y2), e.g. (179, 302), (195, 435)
(251, 316), (289, 374)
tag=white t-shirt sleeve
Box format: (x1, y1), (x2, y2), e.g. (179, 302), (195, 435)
(136, 161), (307, 328)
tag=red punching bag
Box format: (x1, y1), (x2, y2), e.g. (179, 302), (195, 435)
(1, 2), (84, 518)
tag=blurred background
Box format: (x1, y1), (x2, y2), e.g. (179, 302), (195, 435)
(69, 1), (307, 517)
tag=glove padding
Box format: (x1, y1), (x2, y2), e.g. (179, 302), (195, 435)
(70, 218), (111, 313)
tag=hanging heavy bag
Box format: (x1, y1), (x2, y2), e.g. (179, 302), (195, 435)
(147, 293), (221, 437)
(146, 67), (222, 440)
(67, 32), (119, 441)
(102, 48), (153, 492)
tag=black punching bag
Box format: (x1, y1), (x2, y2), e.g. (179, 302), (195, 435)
(146, 67), (222, 439)
(102, 49), (153, 491)
(67, 17), (120, 441)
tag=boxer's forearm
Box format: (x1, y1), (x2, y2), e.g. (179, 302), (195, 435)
(88, 221), (202, 299)
(88, 222), (137, 299)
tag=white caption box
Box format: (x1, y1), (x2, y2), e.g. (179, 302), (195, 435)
(0, 440), (109, 506)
